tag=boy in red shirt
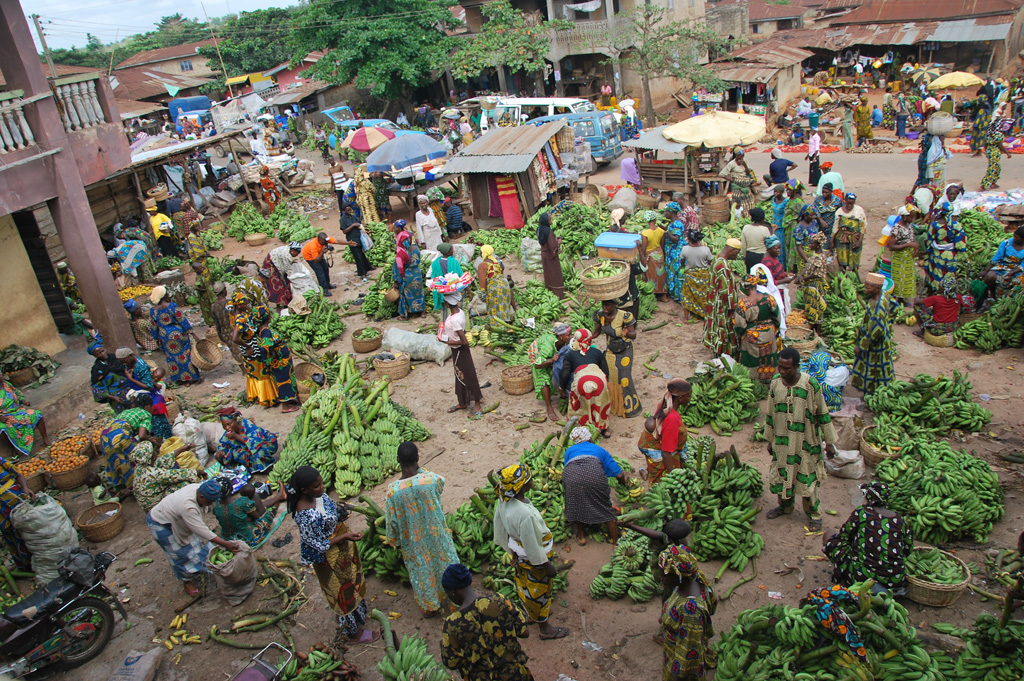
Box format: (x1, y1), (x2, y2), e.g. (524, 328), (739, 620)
(915, 276), (961, 337)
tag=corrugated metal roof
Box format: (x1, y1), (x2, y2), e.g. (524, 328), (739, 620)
(726, 41), (814, 67)
(116, 98), (165, 120)
(833, 0), (1022, 25)
(622, 126), (688, 153)
(927, 19), (1012, 42)
(713, 64), (780, 83)
(443, 120), (567, 174)
(266, 82), (330, 105)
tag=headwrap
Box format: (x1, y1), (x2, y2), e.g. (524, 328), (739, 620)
(199, 479), (225, 501)
(426, 187), (444, 202)
(496, 463), (532, 501)
(288, 241), (303, 251)
(664, 202), (682, 214)
(644, 210), (658, 223)
(941, 276), (957, 299)
(786, 179), (804, 193)
(844, 192), (857, 201)
(480, 244), (495, 260)
(437, 242), (453, 255)
(57, 261), (68, 269)
(732, 146), (745, 156)
(114, 347), (133, 360)
(100, 422), (135, 455)
(87, 338), (104, 356)
(771, 147), (783, 159)
(416, 194), (428, 206)
(553, 322), (571, 336)
(123, 299), (138, 313)
(658, 545), (711, 592)
(751, 263), (786, 337)
(443, 291), (463, 305)
(860, 481), (890, 506)
(259, 165), (270, 176)
(441, 563), (474, 591)
(231, 290), (249, 307)
(865, 272), (886, 286)
(394, 219), (407, 229)
(820, 161), (833, 170)
(764, 235), (781, 249)
(610, 208), (626, 228)
(570, 426), (593, 444)
(810, 232), (827, 248)
(537, 212), (553, 245)
(725, 238), (742, 250)
(569, 329), (592, 353)
(149, 285), (167, 304)
(774, 184), (786, 194)
(217, 407), (242, 420)
(799, 205), (816, 220)
(743, 274), (759, 289)
(933, 201), (952, 216)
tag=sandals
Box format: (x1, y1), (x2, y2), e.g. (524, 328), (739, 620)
(807, 519), (823, 532)
(447, 405), (467, 413)
(766, 506), (793, 520)
(349, 628), (381, 644)
(540, 626), (570, 640)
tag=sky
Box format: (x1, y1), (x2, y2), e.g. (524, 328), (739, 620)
(25, 0), (289, 50)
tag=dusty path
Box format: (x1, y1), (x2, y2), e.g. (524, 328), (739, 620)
(47, 142), (1024, 680)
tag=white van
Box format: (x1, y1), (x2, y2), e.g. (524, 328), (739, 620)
(461, 97), (597, 132)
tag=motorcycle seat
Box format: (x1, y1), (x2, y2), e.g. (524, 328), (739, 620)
(4, 581), (82, 625)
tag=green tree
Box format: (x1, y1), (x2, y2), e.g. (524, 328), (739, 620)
(49, 34), (110, 69)
(606, 5), (729, 126)
(197, 9), (296, 79)
(451, 0), (570, 95)
(289, 0), (459, 103)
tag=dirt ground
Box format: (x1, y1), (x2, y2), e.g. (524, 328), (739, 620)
(42, 124), (1024, 681)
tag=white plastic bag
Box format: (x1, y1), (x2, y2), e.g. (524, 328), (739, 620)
(382, 327), (452, 365)
(11, 494), (78, 584)
(451, 243), (476, 266)
(825, 449), (865, 480)
(172, 414), (209, 467)
(201, 422), (226, 454)
(521, 237), (544, 273)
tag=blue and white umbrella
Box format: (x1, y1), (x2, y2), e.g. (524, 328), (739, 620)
(366, 135), (447, 172)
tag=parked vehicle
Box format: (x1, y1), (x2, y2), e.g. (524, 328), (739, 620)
(168, 96), (213, 133)
(531, 111), (623, 164)
(457, 97), (597, 133)
(0, 550), (125, 678)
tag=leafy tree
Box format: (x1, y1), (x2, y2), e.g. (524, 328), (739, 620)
(197, 9), (296, 79)
(451, 0), (570, 94)
(48, 34), (110, 69)
(289, 0), (459, 103)
(604, 5), (729, 126)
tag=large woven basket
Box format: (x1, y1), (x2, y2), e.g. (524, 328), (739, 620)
(165, 397), (180, 424)
(580, 261), (629, 300)
(244, 233), (269, 247)
(352, 327), (383, 354)
(501, 365), (534, 396)
(192, 338), (223, 371)
(146, 183), (169, 201)
(636, 194), (658, 209)
(384, 286), (400, 303)
(48, 456), (91, 490)
(702, 195), (730, 225)
(859, 425), (897, 468)
(958, 312), (982, 326)
(374, 352), (411, 380)
(907, 547), (970, 607)
(923, 329), (955, 348)
(75, 502), (125, 543)
(294, 363), (324, 384)
(783, 325), (819, 354)
(6, 367), (36, 388)
(24, 468), (46, 493)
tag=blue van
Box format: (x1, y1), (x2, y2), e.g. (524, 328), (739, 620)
(531, 111), (623, 165)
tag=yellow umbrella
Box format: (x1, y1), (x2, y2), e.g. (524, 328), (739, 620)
(661, 111), (766, 148)
(928, 72), (984, 90)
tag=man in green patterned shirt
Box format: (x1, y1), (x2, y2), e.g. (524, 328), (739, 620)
(764, 347), (838, 532)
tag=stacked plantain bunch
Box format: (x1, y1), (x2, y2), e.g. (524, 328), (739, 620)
(819, 271), (867, 363)
(468, 282), (572, 363)
(933, 613), (1024, 681)
(268, 204), (315, 243)
(361, 250), (438, 320)
(715, 583), (954, 681)
(267, 353), (431, 497)
(680, 361), (762, 435)
(589, 529), (661, 602)
(875, 440), (1003, 544)
(351, 494), (408, 583)
(865, 371), (992, 438)
(269, 291), (347, 348)
(955, 294), (1024, 353)
(371, 610), (449, 681)
(341, 221), (393, 268)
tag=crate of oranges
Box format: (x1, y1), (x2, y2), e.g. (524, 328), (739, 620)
(16, 458), (47, 493)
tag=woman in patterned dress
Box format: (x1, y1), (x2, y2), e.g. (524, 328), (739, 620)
(477, 245), (515, 326)
(794, 233), (831, 330)
(659, 546), (717, 681)
(233, 292), (299, 413)
(833, 192), (867, 273)
(824, 481), (912, 589)
(561, 330), (612, 438)
(98, 416), (151, 493)
(887, 211), (919, 302)
(214, 483), (274, 547)
(0, 456), (33, 569)
(981, 119), (1012, 190)
(0, 377), (47, 456)
(984, 227), (1024, 299)
(678, 231), (713, 323)
(811, 183), (844, 246)
(641, 210), (667, 299)
(593, 301), (642, 419)
(129, 439), (201, 512)
(230, 293), (278, 407)
(664, 209), (687, 304)
(792, 205), (823, 274)
(215, 409), (279, 473)
(782, 180), (806, 272)
(702, 241), (742, 357)
(562, 427), (626, 545)
(923, 202), (966, 293)
(970, 96), (994, 155)
(392, 224), (426, 320)
(149, 286), (201, 385)
(734, 272), (782, 382)
(770, 185), (790, 266)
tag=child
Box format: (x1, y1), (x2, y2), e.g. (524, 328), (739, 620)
(148, 368), (173, 438)
(85, 471), (127, 504)
(620, 518), (692, 643)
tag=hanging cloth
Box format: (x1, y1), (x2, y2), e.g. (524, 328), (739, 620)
(494, 175), (523, 229)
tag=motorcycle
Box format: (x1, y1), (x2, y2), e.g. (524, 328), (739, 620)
(0, 550), (126, 678)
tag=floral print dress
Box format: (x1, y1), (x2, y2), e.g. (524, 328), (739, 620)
(823, 505), (913, 588)
(441, 596), (532, 681)
(150, 303), (200, 383)
(661, 583), (717, 680)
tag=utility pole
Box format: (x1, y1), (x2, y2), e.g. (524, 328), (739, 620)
(201, 2), (233, 98)
(30, 14), (58, 79)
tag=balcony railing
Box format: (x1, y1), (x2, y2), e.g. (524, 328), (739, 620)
(53, 74), (107, 134)
(0, 91), (37, 155)
(554, 19), (613, 48)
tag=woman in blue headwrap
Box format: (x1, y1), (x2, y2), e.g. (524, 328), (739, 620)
(148, 479), (245, 597)
(392, 221), (426, 320)
(924, 202), (966, 293)
(89, 341), (131, 413)
(770, 184), (790, 266)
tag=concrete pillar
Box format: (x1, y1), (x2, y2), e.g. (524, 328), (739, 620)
(0, 0), (134, 351)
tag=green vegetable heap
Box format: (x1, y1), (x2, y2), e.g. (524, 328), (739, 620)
(680, 362), (762, 435)
(269, 291), (346, 348)
(208, 547), (234, 566)
(589, 529), (661, 602)
(905, 548), (965, 585)
(819, 272), (867, 363)
(582, 260), (625, 279)
(200, 229), (224, 251)
(0, 344), (60, 387)
(865, 371), (991, 438)
(955, 295), (1024, 353)
(226, 203), (267, 241)
(341, 221), (392, 267)
(933, 611), (1024, 680)
(353, 327), (382, 341)
(371, 610), (448, 681)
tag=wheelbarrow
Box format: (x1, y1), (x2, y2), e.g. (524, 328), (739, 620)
(230, 642), (293, 681)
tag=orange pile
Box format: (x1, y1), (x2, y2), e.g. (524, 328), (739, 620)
(49, 434), (88, 460)
(44, 455), (87, 474)
(91, 425), (106, 449)
(17, 459), (45, 477)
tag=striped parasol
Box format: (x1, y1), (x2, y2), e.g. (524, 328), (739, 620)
(910, 66), (941, 84)
(339, 126), (396, 153)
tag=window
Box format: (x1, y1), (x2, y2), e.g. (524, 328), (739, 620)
(574, 121), (596, 137)
(752, 23), (759, 34)
(600, 115), (617, 134)
(179, 60), (193, 72)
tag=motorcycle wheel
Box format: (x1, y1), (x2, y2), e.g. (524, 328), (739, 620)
(52, 596), (115, 670)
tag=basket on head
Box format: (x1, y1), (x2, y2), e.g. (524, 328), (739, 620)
(191, 338), (223, 371)
(244, 233), (269, 247)
(906, 547), (970, 607)
(48, 456), (91, 490)
(373, 352), (411, 381)
(146, 183), (169, 201)
(859, 425), (897, 468)
(926, 112), (955, 136)
(6, 367), (36, 388)
(352, 327), (384, 354)
(923, 329), (956, 348)
(75, 501), (125, 543)
(580, 261), (629, 300)
(501, 365), (535, 396)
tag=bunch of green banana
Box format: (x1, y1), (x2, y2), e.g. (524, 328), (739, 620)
(681, 362), (761, 435)
(818, 271), (868, 363)
(934, 612), (1024, 681)
(637, 279), (657, 321)
(955, 295), (1024, 353)
(959, 209), (1007, 268)
(590, 529), (661, 603)
(863, 418), (908, 457)
(876, 440), (1003, 544)
(341, 221), (393, 267)
(690, 505), (763, 569)
(865, 371), (991, 437)
(269, 291), (347, 348)
(906, 548), (966, 584)
(582, 260), (625, 279)
(371, 610), (450, 681)
(278, 648), (348, 680)
(351, 495), (410, 583)
(982, 547), (1022, 588)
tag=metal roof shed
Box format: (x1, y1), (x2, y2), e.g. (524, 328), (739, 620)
(444, 120), (567, 174)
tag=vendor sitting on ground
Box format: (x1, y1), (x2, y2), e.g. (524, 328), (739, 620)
(215, 408), (279, 473)
(562, 426), (627, 546)
(982, 226), (1024, 300)
(914, 276), (962, 337)
(89, 340), (131, 413)
(823, 481), (913, 590)
(213, 482), (275, 547)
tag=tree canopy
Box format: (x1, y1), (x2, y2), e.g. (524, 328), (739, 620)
(289, 0), (459, 100)
(197, 9), (297, 89)
(45, 14), (209, 72)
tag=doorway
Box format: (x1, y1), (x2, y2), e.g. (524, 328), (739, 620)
(11, 211), (75, 332)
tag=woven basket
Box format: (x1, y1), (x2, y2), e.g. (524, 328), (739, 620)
(859, 425), (896, 468)
(384, 286), (400, 303)
(702, 196), (730, 225)
(192, 338), (223, 371)
(907, 547), (970, 607)
(783, 325), (820, 354)
(6, 367), (36, 388)
(165, 398), (180, 424)
(294, 363), (324, 384)
(75, 502), (125, 543)
(297, 382), (315, 404)
(958, 312), (982, 326)
(352, 327), (384, 354)
(501, 365), (535, 395)
(374, 352), (411, 380)
(24, 469), (46, 493)
(580, 261), (629, 300)
(923, 329), (955, 348)
(636, 194), (659, 209)
(244, 233), (269, 247)
(48, 456), (91, 490)
(146, 183), (169, 201)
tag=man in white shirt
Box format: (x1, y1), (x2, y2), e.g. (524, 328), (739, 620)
(249, 132), (268, 158)
(806, 126), (821, 186)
